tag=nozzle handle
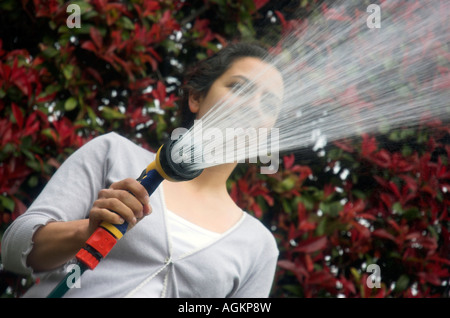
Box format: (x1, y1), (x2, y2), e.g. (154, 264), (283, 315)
(139, 168), (165, 198)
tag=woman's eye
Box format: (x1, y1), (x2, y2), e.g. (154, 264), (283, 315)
(229, 82), (254, 96)
(230, 82), (244, 93)
(229, 82), (243, 92)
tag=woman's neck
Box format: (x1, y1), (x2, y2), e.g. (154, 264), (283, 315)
(182, 163), (237, 194)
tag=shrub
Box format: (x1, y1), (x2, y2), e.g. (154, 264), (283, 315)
(1, 0), (449, 298)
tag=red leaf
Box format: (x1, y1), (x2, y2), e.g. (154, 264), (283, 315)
(275, 11), (287, 31)
(152, 81), (166, 101)
(12, 196), (27, 220)
(81, 41), (98, 54)
(373, 175), (389, 188)
(417, 272), (441, 286)
(10, 58), (31, 96)
(333, 139), (354, 153)
(323, 184), (335, 198)
(388, 181), (401, 198)
(283, 154), (295, 169)
(307, 270), (336, 286)
(299, 220), (316, 231)
(399, 174), (418, 193)
(277, 260), (297, 272)
(294, 236), (327, 253)
(370, 149), (391, 168)
(12, 103), (23, 129)
(251, 202), (262, 218)
(387, 218), (401, 232)
(89, 27), (103, 50)
(361, 133), (377, 157)
(253, 0), (270, 10)
(372, 229), (396, 242)
(261, 193), (274, 207)
(305, 254), (314, 272)
(24, 113), (40, 136)
(85, 67), (103, 84)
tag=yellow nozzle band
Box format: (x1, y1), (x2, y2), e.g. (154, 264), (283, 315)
(145, 161), (157, 174)
(145, 145), (175, 182)
(100, 221), (124, 239)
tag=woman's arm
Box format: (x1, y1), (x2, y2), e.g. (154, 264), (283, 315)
(1, 133), (153, 275)
(26, 219), (90, 272)
(27, 177), (151, 272)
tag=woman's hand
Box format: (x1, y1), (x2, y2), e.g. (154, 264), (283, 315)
(88, 178), (152, 235)
(27, 178), (152, 272)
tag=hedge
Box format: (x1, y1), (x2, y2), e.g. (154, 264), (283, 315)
(0, 0), (449, 298)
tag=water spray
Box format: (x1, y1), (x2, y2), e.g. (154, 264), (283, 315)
(174, 0), (450, 174)
(47, 139), (202, 298)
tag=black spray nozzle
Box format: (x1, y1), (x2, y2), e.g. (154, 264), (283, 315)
(156, 138), (203, 181)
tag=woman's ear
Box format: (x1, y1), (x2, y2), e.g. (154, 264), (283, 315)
(188, 92), (202, 114)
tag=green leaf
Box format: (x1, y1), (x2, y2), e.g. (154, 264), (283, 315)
(41, 46), (59, 58)
(403, 207), (421, 220)
(69, 0), (93, 13)
(282, 284), (303, 297)
(0, 0), (16, 10)
(28, 175), (39, 188)
(120, 16), (135, 30)
(352, 189), (366, 199)
(281, 199), (291, 214)
(350, 267), (361, 281)
(316, 217), (327, 236)
(0, 195), (15, 212)
(41, 128), (55, 141)
(392, 202), (403, 215)
(101, 107), (126, 120)
(64, 97), (78, 111)
(394, 274), (410, 292)
(298, 195), (314, 210)
(319, 201), (342, 217)
(280, 176), (296, 191)
(237, 22), (255, 39)
(63, 64), (75, 80)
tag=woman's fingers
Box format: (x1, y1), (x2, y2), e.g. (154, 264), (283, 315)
(94, 178), (152, 225)
(89, 205), (126, 227)
(93, 196), (137, 225)
(110, 178), (149, 200)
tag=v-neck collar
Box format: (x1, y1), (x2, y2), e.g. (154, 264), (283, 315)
(158, 185), (246, 261)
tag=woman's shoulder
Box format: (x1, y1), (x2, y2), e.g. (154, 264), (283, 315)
(87, 131), (141, 148)
(83, 132), (155, 156)
(238, 212), (279, 254)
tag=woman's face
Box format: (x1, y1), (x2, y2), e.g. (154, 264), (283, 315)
(189, 57), (284, 128)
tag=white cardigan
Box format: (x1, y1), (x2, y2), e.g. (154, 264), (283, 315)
(1, 132), (279, 298)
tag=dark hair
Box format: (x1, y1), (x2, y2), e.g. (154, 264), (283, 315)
(179, 42), (270, 128)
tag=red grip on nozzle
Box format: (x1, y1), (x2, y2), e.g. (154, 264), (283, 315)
(86, 227), (118, 258)
(76, 249), (99, 270)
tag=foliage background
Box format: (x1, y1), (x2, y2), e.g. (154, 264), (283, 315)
(0, 0), (449, 297)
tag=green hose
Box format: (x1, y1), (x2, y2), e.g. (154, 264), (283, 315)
(47, 262), (88, 298)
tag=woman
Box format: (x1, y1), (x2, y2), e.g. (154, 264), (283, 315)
(1, 43), (284, 297)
